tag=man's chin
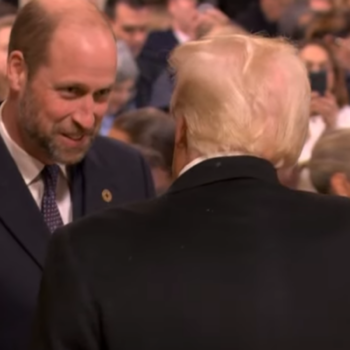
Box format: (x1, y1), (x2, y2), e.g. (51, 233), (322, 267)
(51, 144), (93, 165)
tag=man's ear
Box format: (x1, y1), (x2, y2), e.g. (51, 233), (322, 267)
(7, 51), (27, 92)
(174, 115), (187, 149)
(330, 172), (350, 197)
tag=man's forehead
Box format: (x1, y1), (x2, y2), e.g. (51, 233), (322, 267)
(45, 25), (116, 72)
(115, 3), (149, 21)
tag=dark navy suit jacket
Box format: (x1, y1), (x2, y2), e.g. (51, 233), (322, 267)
(0, 135), (154, 350)
(136, 29), (179, 108)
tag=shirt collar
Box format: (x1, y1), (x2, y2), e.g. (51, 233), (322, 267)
(173, 30), (191, 44)
(0, 101), (67, 186)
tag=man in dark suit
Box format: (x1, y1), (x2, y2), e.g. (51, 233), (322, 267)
(32, 35), (350, 349)
(0, 1), (154, 350)
(235, 0), (292, 37)
(135, 0), (198, 107)
(136, 0), (231, 109)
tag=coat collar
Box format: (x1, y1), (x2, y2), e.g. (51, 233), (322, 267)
(169, 156), (279, 194)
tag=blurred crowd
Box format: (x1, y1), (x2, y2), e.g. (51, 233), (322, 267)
(1, 0), (350, 195)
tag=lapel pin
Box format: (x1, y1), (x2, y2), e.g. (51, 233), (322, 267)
(102, 189), (112, 203)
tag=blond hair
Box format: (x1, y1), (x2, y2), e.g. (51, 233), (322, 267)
(309, 128), (350, 194)
(169, 34), (311, 168)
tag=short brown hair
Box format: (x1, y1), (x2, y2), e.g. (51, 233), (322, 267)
(113, 107), (175, 171)
(8, 1), (59, 80)
(0, 14), (16, 31)
(309, 128), (350, 194)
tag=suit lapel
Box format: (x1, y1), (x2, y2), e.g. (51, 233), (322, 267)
(69, 145), (124, 219)
(0, 138), (50, 269)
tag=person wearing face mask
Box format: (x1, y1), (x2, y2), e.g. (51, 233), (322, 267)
(298, 40), (350, 165)
(297, 40), (350, 190)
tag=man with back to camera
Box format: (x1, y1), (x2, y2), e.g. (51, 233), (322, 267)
(32, 35), (350, 349)
(0, 0), (155, 349)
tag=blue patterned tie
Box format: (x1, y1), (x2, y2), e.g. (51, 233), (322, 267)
(41, 164), (64, 234)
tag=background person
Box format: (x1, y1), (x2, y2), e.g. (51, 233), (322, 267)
(0, 14), (15, 102)
(105, 0), (151, 57)
(109, 107), (175, 194)
(100, 40), (139, 136)
(298, 39), (350, 164)
(309, 128), (350, 195)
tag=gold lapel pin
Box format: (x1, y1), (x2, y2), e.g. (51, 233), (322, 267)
(102, 189), (112, 203)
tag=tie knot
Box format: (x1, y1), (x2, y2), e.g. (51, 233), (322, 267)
(42, 164), (61, 190)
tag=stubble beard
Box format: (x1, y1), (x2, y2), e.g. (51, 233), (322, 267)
(18, 86), (97, 165)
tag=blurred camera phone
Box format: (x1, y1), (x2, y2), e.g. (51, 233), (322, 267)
(309, 71), (327, 96)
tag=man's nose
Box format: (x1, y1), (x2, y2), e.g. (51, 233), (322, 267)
(72, 96), (96, 130)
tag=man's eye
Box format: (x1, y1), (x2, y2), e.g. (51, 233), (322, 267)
(95, 89), (111, 100)
(65, 87), (80, 95)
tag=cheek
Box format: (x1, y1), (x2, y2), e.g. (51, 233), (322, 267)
(46, 100), (74, 124)
(95, 103), (109, 121)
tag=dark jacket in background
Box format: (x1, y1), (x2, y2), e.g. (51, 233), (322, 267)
(32, 156), (350, 350)
(0, 136), (154, 350)
(219, 0), (256, 19)
(235, 2), (279, 37)
(136, 29), (178, 108)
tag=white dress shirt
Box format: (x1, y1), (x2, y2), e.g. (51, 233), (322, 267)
(173, 30), (191, 44)
(0, 104), (72, 225)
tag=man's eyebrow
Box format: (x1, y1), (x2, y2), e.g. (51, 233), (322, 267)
(53, 83), (114, 92)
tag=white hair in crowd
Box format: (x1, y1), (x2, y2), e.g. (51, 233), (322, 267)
(169, 34), (311, 168)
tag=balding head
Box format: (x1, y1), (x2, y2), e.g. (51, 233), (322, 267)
(3, 0), (118, 165)
(9, 0), (115, 79)
(170, 34), (310, 175)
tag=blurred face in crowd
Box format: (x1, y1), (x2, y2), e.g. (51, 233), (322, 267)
(106, 79), (135, 115)
(0, 23), (12, 99)
(7, 24), (116, 164)
(0, 24), (11, 78)
(299, 43), (334, 91)
(108, 128), (172, 194)
(168, 0), (198, 33)
(111, 3), (150, 57)
(260, 0), (293, 22)
(309, 0), (333, 12)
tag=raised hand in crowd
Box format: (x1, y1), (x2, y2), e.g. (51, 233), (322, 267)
(310, 91), (339, 129)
